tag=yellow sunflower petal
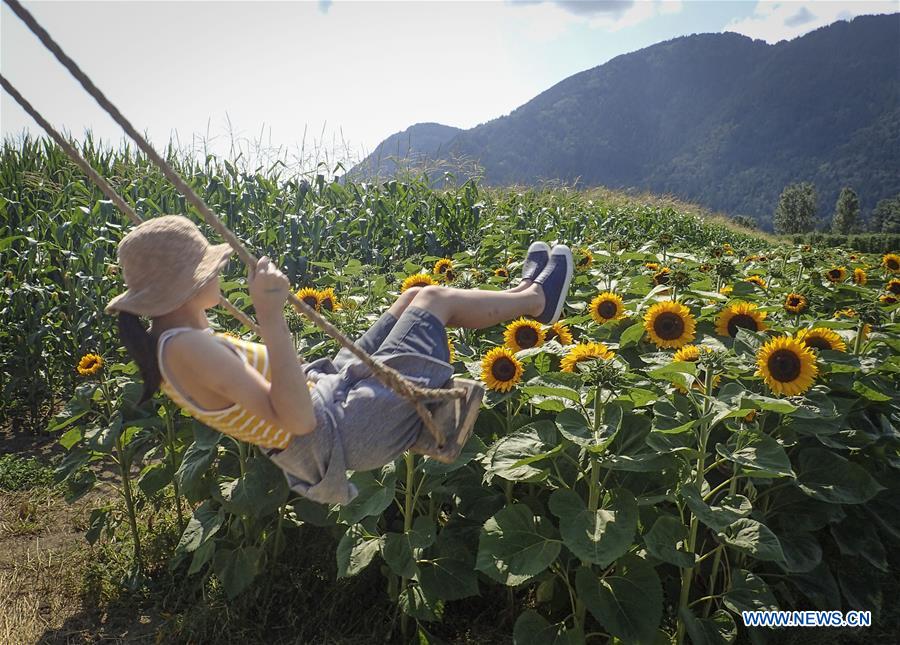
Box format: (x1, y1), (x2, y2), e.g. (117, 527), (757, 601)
(503, 318), (546, 352)
(757, 336), (818, 397)
(561, 342), (615, 373)
(589, 292), (626, 324)
(481, 347), (524, 392)
(796, 327), (847, 353)
(643, 301), (696, 349)
(715, 301), (767, 338)
(401, 273), (437, 292)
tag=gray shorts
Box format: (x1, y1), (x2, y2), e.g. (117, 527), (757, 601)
(266, 305), (454, 504)
(366, 305), (451, 363)
(336, 305), (453, 470)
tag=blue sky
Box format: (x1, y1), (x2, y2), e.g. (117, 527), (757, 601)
(2, 1), (896, 169)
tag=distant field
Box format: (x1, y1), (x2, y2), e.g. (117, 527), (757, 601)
(1, 137), (897, 644)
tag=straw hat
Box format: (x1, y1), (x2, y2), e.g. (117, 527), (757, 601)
(105, 215), (232, 317)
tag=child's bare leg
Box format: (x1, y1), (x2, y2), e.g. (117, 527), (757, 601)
(386, 287), (423, 318)
(411, 284), (544, 329)
(506, 280), (532, 293)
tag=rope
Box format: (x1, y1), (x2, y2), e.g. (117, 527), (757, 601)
(4, 0), (463, 446)
(0, 74), (259, 335)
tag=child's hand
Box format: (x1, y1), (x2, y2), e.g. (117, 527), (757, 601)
(249, 256), (290, 318)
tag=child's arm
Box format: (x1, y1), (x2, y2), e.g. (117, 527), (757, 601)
(167, 333), (314, 437)
(166, 256), (316, 437)
(247, 255), (317, 435)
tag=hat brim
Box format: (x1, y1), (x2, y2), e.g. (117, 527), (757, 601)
(105, 242), (233, 317)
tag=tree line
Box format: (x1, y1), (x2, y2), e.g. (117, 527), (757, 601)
(769, 182), (900, 235)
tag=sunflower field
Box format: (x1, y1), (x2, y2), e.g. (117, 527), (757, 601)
(2, 136), (899, 643)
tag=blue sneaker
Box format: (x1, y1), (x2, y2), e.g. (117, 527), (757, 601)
(522, 241), (550, 282)
(533, 245), (574, 324)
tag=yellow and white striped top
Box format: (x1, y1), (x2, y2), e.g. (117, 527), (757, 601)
(157, 327), (293, 450)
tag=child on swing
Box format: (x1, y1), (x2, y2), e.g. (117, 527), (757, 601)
(105, 215), (574, 504)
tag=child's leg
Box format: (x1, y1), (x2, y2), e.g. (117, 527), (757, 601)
(331, 288), (424, 370)
(410, 284), (544, 329)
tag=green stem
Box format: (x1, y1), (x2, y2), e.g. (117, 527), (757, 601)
(577, 387), (606, 631)
(702, 476), (734, 502)
(164, 404), (185, 535)
(853, 320), (866, 355)
(400, 451), (415, 639)
(116, 432), (142, 570)
(704, 473), (737, 617)
(676, 368), (715, 645)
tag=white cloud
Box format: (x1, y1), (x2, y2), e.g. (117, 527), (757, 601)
(508, 0), (683, 39)
(725, 1), (898, 43)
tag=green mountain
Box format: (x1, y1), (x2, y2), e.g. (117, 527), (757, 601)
(353, 14), (900, 230)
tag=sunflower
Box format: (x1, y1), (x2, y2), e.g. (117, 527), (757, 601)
(745, 275), (767, 289)
(720, 285), (733, 296)
(883, 253), (900, 273)
(853, 268), (867, 286)
(589, 292), (626, 324)
(561, 342), (615, 373)
(783, 293), (808, 314)
(644, 301), (696, 349)
(447, 338), (456, 363)
(494, 267), (509, 278)
(886, 279), (900, 295)
(796, 327), (847, 352)
(825, 267), (847, 283)
(546, 321), (574, 345)
(672, 345), (720, 393)
(653, 268), (671, 286)
(77, 353), (104, 376)
(644, 262), (660, 272)
(401, 273), (437, 292)
(504, 318), (546, 352)
(757, 336), (818, 397)
(316, 287), (340, 311)
(296, 287), (320, 310)
(834, 308), (857, 319)
(442, 268), (456, 284)
(715, 301), (767, 337)
(481, 347), (524, 392)
(433, 258), (453, 275)
(881, 294), (899, 305)
(575, 248), (593, 271)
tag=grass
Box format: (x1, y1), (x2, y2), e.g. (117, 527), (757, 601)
(0, 453), (56, 492)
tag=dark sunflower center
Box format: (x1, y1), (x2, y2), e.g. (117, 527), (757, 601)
(804, 337), (831, 351)
(654, 272), (670, 285)
(514, 326), (539, 348)
(888, 259), (899, 270)
(445, 270), (455, 281)
(653, 312), (685, 340)
(491, 357), (517, 381)
(302, 296), (318, 308)
(828, 270), (841, 280)
(768, 349), (802, 382)
(84, 358), (98, 369)
(727, 314), (758, 337)
(437, 264), (449, 274)
(321, 298), (334, 311)
(888, 282), (900, 295)
(788, 296), (802, 307)
(597, 300), (618, 319)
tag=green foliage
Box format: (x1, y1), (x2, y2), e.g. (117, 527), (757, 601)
(774, 182), (817, 234)
(832, 187), (861, 234)
(355, 14), (900, 232)
(871, 194), (900, 233)
(4, 135), (899, 643)
(0, 453), (55, 491)
(790, 232), (900, 253)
